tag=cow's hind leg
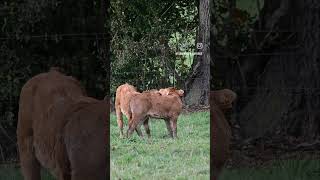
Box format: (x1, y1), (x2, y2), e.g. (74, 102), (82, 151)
(127, 116), (144, 138)
(116, 112), (124, 138)
(164, 119), (173, 138)
(143, 118), (151, 138)
(170, 117), (178, 138)
(115, 99), (124, 138)
(135, 127), (144, 138)
(17, 136), (41, 180)
(17, 89), (41, 180)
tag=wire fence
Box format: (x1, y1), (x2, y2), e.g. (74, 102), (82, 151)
(0, 28), (209, 165)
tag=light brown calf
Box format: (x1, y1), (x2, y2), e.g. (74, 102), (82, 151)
(127, 87), (184, 138)
(114, 83), (144, 137)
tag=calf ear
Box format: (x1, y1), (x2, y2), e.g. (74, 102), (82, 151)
(212, 89), (237, 110)
(226, 90), (237, 104)
(159, 89), (169, 95)
(177, 90), (184, 96)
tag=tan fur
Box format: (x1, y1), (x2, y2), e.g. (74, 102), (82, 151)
(143, 89), (161, 95)
(159, 87), (184, 96)
(115, 84), (183, 138)
(17, 67), (108, 180)
(127, 88), (184, 138)
(114, 83), (140, 137)
(211, 90), (236, 180)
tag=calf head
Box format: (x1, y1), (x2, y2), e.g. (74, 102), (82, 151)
(212, 89), (237, 112)
(159, 87), (184, 97)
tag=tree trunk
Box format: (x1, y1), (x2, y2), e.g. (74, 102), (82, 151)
(235, 0), (320, 140)
(185, 0), (210, 106)
(97, 0), (110, 97)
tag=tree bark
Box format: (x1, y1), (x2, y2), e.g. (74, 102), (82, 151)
(185, 0), (210, 106)
(235, 0), (320, 140)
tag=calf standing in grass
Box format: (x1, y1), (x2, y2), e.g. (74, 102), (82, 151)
(211, 90), (236, 180)
(114, 83), (140, 137)
(127, 87), (184, 138)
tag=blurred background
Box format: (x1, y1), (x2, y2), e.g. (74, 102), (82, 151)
(0, 0), (109, 167)
(212, 0), (320, 174)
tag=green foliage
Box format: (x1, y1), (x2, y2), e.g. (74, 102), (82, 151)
(110, 0), (198, 96)
(211, 0), (261, 89)
(110, 111), (210, 179)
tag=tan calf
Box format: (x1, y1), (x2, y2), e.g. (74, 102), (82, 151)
(127, 87), (184, 138)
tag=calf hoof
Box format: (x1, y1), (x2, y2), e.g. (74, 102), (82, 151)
(162, 134), (173, 139)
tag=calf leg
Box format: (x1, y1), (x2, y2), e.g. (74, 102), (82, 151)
(116, 114), (124, 138)
(170, 117), (178, 138)
(135, 127), (144, 138)
(127, 116), (144, 138)
(115, 102), (124, 138)
(165, 119), (173, 138)
(17, 136), (41, 180)
(143, 118), (151, 138)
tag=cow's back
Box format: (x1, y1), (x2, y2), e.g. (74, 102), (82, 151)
(149, 94), (183, 117)
(63, 97), (108, 179)
(115, 83), (139, 116)
(17, 69), (86, 138)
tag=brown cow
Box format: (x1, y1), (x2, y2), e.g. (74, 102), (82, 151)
(127, 87), (184, 138)
(114, 83), (143, 137)
(211, 89), (236, 180)
(115, 84), (175, 138)
(17, 67), (108, 180)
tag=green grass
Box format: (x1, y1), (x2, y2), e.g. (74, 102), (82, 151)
(110, 111), (210, 180)
(220, 159), (320, 180)
(0, 165), (54, 180)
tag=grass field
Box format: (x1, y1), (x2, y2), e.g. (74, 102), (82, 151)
(0, 165), (54, 180)
(110, 111), (210, 180)
(220, 159), (320, 180)
(2, 110), (319, 180)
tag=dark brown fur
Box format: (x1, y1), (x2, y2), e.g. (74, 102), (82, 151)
(17, 68), (108, 180)
(211, 90), (236, 180)
(211, 89), (237, 111)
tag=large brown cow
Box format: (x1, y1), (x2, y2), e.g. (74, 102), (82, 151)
(127, 87), (184, 138)
(211, 90), (236, 180)
(17, 67), (108, 180)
